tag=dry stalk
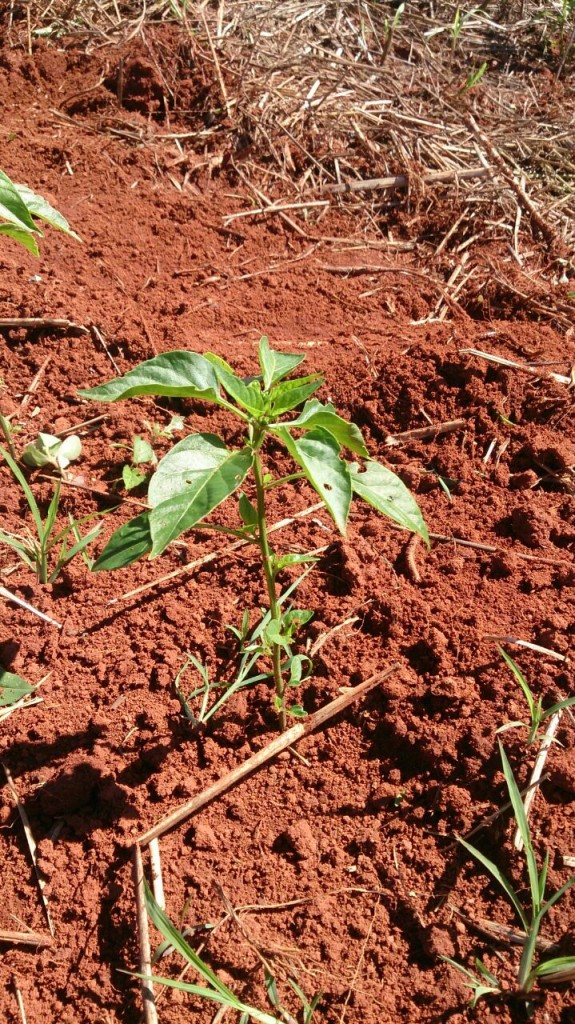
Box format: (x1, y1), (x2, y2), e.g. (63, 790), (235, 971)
(132, 843), (159, 1024)
(514, 711), (563, 853)
(0, 586), (63, 629)
(2, 765), (55, 936)
(134, 664), (400, 846)
(484, 636), (567, 663)
(385, 419), (465, 446)
(0, 929), (53, 948)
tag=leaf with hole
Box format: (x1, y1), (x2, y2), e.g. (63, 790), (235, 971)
(350, 460), (429, 544)
(274, 426), (351, 534)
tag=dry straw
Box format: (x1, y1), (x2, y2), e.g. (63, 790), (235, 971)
(14, 1), (575, 325)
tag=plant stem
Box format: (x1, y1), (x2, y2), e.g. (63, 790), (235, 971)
(0, 415), (17, 462)
(252, 446), (285, 730)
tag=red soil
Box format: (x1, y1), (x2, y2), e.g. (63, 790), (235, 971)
(0, 32), (574, 1024)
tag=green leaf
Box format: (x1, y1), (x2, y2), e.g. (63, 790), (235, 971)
(0, 668), (36, 707)
(204, 354), (266, 415)
(0, 443), (43, 538)
(92, 511), (153, 571)
(43, 481), (61, 542)
(13, 182), (82, 242)
(349, 460), (429, 544)
(541, 695), (575, 719)
(143, 886), (282, 1024)
(258, 335), (306, 390)
(269, 375), (324, 417)
(239, 492), (258, 528)
(278, 399), (368, 456)
(132, 436), (156, 465)
(282, 608), (314, 634)
(22, 432), (82, 471)
(287, 704), (307, 719)
(275, 426), (351, 535)
(265, 619), (291, 651)
(540, 874), (575, 920)
(0, 222), (39, 255)
(530, 955), (575, 982)
(441, 956), (501, 1007)
(0, 169), (38, 232)
(122, 464), (147, 490)
(0, 531), (36, 568)
(148, 442), (252, 555)
(78, 351), (223, 404)
(273, 552), (318, 573)
(56, 521), (102, 567)
(148, 434), (243, 506)
(57, 434), (82, 469)
(285, 654), (312, 687)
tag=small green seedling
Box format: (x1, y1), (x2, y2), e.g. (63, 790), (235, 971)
(113, 435), (158, 491)
(143, 414), (185, 440)
(444, 742), (575, 1009)
(22, 432), (82, 472)
(174, 570), (313, 727)
(134, 885), (320, 1024)
(0, 444), (103, 584)
(497, 646), (575, 745)
(460, 61), (488, 93)
(79, 337), (428, 728)
(0, 168), (80, 256)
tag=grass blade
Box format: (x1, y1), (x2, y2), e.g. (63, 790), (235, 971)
(458, 836), (528, 930)
(498, 742), (541, 913)
(0, 444), (43, 537)
(499, 646), (536, 722)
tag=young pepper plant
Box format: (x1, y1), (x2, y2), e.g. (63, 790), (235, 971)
(79, 337), (428, 729)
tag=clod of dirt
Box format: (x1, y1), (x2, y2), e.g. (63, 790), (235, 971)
(276, 819), (318, 861)
(192, 821), (219, 851)
(509, 469), (540, 490)
(548, 750), (575, 796)
(509, 504), (550, 548)
(420, 924), (455, 960)
(368, 781), (401, 809)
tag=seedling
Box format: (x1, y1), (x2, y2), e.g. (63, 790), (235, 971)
(0, 444), (103, 584)
(22, 432), (82, 473)
(444, 742), (575, 1009)
(112, 435), (158, 491)
(134, 884), (320, 1024)
(174, 570), (313, 727)
(143, 414), (185, 440)
(0, 168), (80, 255)
(79, 337), (428, 728)
(497, 646), (575, 745)
(460, 61), (488, 93)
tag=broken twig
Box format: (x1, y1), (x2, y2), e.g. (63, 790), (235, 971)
(324, 166), (490, 194)
(385, 419), (465, 446)
(133, 843), (159, 1024)
(514, 710), (562, 853)
(2, 764), (54, 936)
(134, 665), (400, 846)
